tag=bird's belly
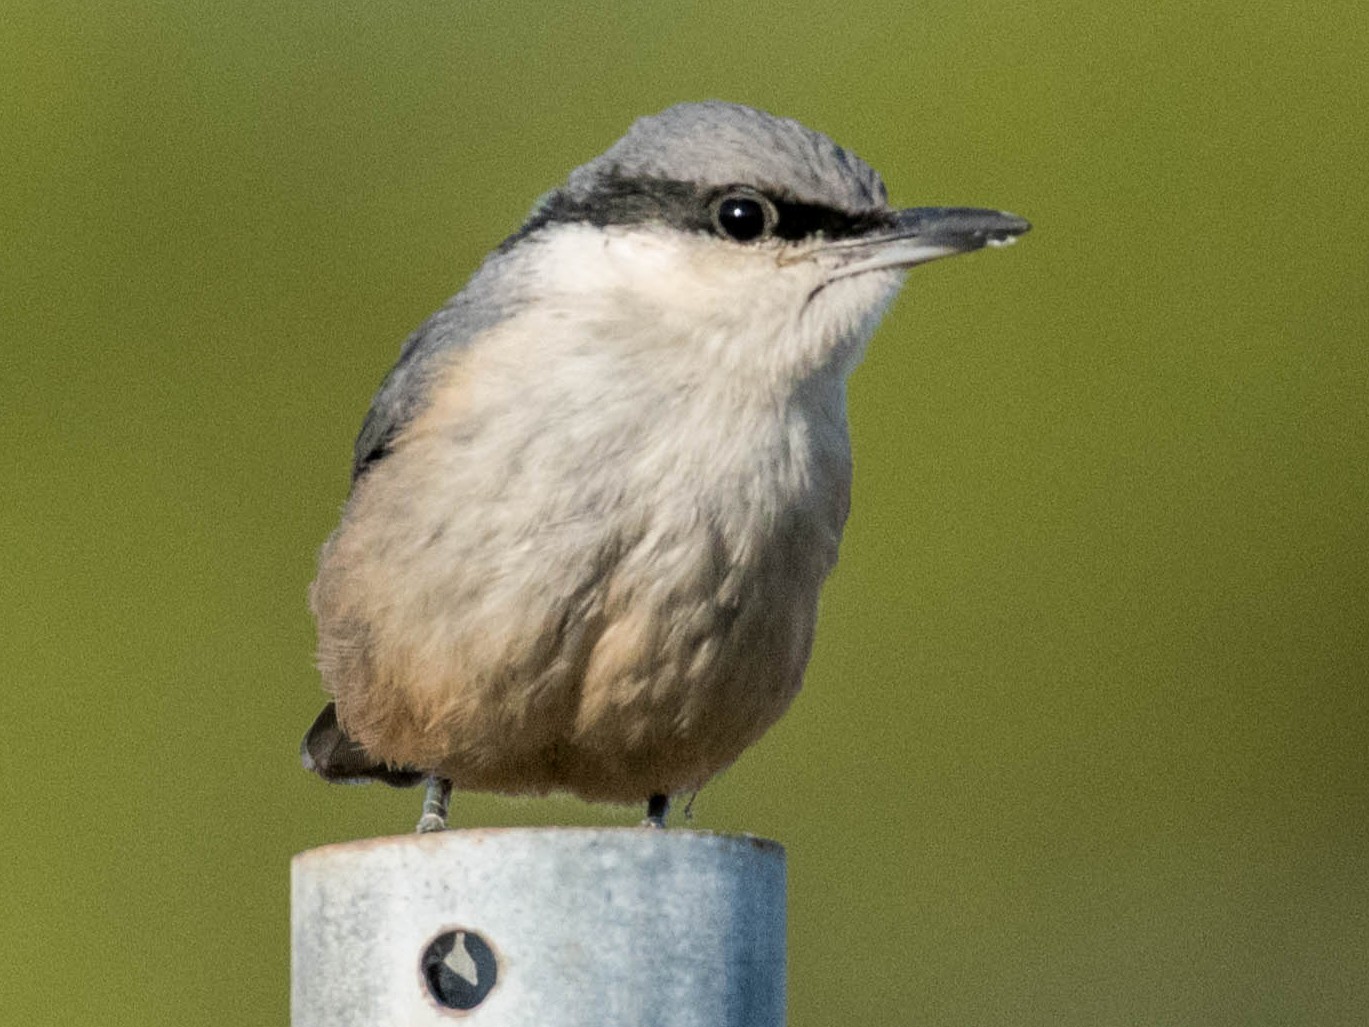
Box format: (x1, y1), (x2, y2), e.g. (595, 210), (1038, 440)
(316, 493), (834, 803)
(313, 377), (849, 803)
(431, 528), (825, 801)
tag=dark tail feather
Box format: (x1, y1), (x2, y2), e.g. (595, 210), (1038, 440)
(300, 702), (426, 788)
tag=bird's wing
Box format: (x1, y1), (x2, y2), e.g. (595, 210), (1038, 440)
(350, 269), (516, 484)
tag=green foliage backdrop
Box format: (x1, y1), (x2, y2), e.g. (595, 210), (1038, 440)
(3, 1), (1365, 1023)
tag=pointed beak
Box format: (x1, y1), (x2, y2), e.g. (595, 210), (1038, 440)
(825, 207), (1031, 276)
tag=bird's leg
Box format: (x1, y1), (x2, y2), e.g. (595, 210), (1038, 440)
(416, 776), (453, 833)
(642, 793), (669, 829)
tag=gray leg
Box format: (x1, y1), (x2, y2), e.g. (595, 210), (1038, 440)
(416, 777), (453, 833)
(642, 793), (669, 829)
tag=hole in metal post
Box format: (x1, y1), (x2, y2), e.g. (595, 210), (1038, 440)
(421, 929), (498, 1011)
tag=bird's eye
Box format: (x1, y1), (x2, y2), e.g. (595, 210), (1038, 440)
(711, 191), (778, 243)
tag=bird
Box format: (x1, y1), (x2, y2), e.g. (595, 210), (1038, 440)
(300, 101), (1029, 832)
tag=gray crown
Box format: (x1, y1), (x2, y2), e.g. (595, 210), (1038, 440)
(564, 101), (889, 212)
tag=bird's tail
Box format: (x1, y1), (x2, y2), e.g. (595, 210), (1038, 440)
(300, 702), (426, 788)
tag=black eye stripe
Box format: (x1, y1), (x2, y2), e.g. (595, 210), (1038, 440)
(768, 198), (890, 241)
(510, 172), (891, 248)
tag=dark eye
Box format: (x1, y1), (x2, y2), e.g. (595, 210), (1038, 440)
(711, 191), (778, 242)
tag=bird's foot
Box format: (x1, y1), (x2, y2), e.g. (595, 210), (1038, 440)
(416, 776), (453, 833)
(641, 793), (669, 829)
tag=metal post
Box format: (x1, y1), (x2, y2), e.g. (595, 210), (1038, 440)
(292, 828), (786, 1026)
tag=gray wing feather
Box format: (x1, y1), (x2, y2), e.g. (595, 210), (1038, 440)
(350, 256), (519, 483)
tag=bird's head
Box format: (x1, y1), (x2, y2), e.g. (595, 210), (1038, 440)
(494, 101), (1029, 391)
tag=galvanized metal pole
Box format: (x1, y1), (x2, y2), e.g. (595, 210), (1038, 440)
(292, 828), (786, 1026)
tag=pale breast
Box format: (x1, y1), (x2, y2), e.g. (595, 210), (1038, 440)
(311, 332), (854, 801)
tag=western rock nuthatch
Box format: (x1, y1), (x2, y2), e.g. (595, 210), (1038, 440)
(301, 101), (1029, 831)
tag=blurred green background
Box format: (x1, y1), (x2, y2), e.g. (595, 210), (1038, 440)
(4, 0), (1366, 1023)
